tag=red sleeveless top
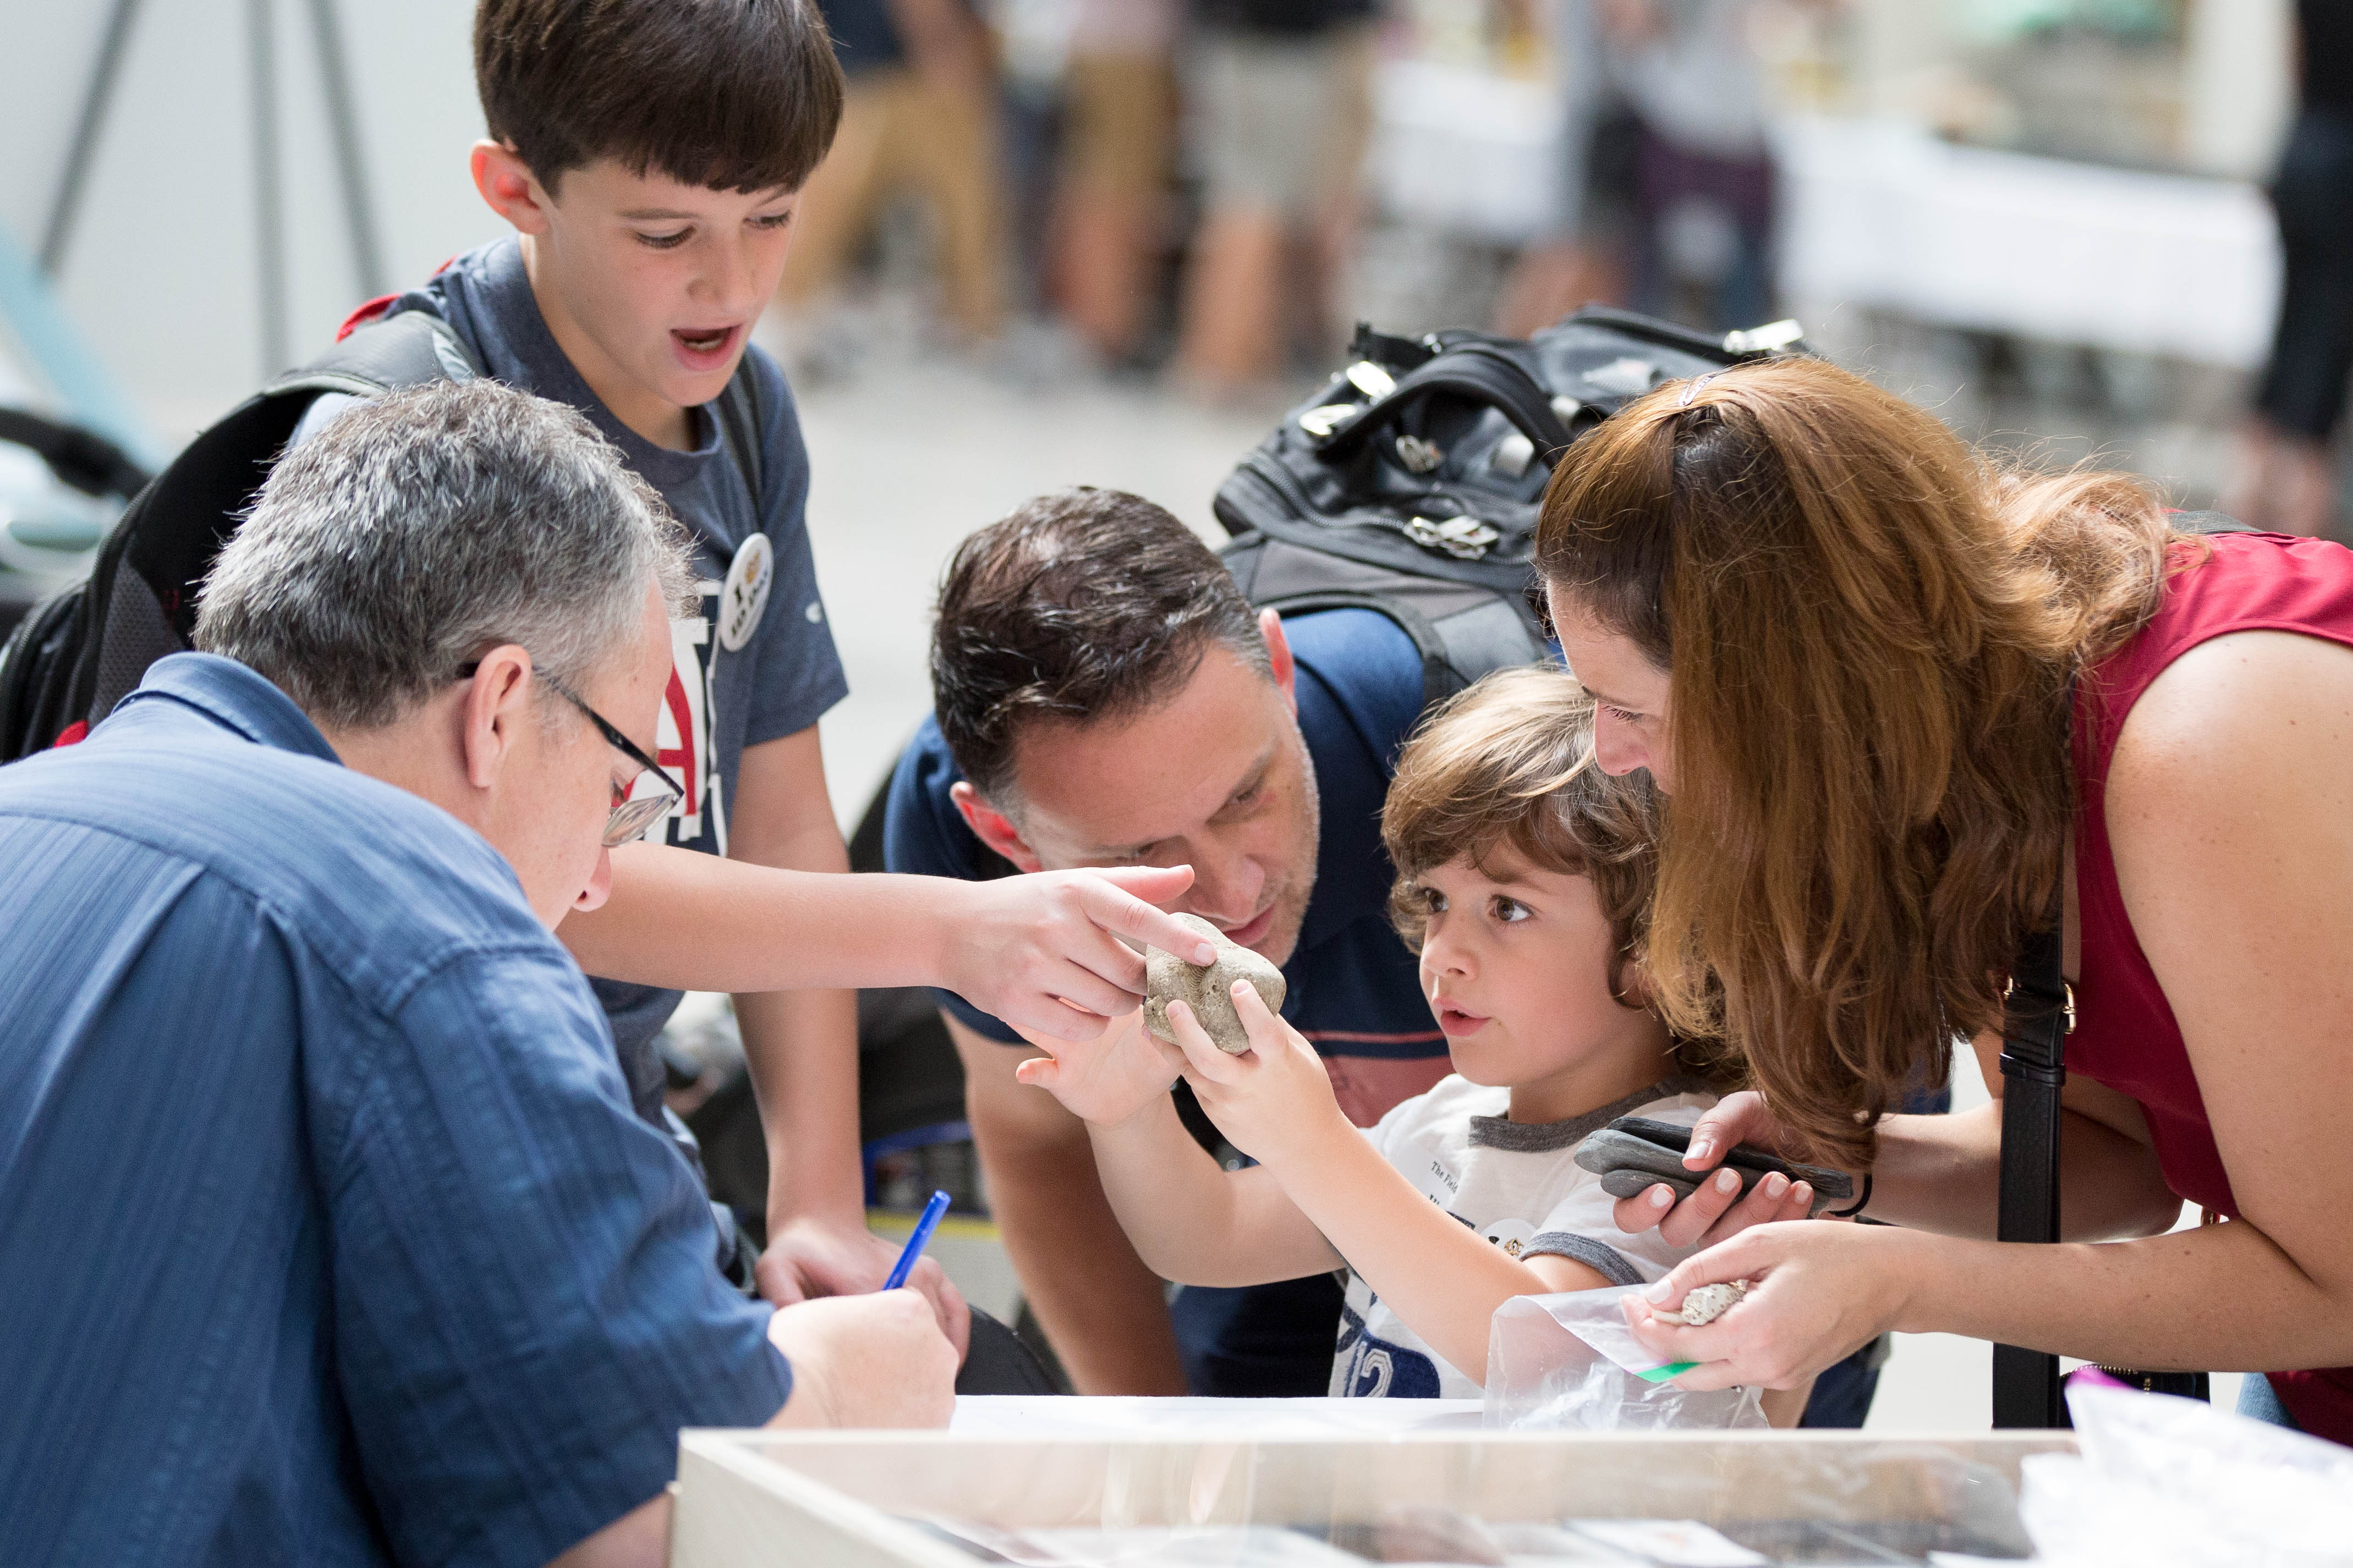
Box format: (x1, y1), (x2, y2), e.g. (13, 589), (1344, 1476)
(2069, 530), (2353, 1441)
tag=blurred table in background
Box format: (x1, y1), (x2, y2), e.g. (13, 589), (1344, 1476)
(1778, 115), (2281, 371)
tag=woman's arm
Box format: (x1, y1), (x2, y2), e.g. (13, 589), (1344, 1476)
(1627, 630), (2353, 1387)
(2101, 629), (2353, 1357)
(1862, 1045), (2179, 1241)
(1612, 1065), (2179, 1253)
(1168, 991), (1614, 1384)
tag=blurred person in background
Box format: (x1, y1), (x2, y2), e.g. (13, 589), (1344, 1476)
(1495, 0), (1640, 335)
(2228, 0), (2353, 540)
(1506, 0), (1813, 337)
(1176, 0), (1380, 394)
(1047, 0), (1185, 367)
(776, 0), (1007, 346)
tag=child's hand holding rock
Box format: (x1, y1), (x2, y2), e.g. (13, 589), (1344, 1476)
(1144, 913), (1286, 1053)
(1162, 977), (1343, 1167)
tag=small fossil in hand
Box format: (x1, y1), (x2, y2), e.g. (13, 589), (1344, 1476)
(1145, 912), (1287, 1054)
(1654, 1280), (1749, 1327)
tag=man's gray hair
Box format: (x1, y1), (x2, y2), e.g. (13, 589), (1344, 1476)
(196, 379), (695, 730)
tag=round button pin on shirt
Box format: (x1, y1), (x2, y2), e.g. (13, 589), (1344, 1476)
(718, 532), (774, 653)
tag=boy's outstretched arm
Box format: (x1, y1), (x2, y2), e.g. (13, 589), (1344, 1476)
(1014, 1015), (1340, 1288)
(561, 838), (1218, 1043)
(1168, 988), (1612, 1386)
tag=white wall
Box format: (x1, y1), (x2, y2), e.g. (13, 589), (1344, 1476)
(0, 0), (503, 439)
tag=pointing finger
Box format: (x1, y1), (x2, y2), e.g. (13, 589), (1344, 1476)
(1080, 868), (1215, 964)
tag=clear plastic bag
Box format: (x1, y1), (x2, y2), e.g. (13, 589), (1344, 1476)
(1483, 1287), (1768, 1432)
(2014, 1383), (2353, 1566)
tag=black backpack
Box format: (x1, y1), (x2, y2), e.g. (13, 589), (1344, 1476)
(0, 311), (479, 761)
(1213, 306), (1806, 706)
(0, 305), (768, 763)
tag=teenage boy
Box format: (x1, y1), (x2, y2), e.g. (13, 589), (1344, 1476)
(882, 488), (1454, 1396)
(299, 0), (1216, 1336)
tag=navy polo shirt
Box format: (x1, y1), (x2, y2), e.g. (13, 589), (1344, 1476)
(0, 655), (791, 1568)
(882, 607), (1452, 1395)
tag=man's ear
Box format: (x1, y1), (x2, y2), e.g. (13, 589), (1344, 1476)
(950, 781), (1046, 874)
(1260, 608), (1298, 714)
(471, 140), (554, 235)
(459, 645), (536, 793)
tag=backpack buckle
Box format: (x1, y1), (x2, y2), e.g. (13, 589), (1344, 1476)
(1403, 515), (1499, 560)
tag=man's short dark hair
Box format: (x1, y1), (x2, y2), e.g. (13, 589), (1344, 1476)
(932, 488), (1273, 804)
(475, 0), (844, 195)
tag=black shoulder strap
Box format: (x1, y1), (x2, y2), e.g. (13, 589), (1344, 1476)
(1992, 686), (2075, 1429)
(712, 359), (765, 510)
(2170, 509), (2259, 537)
(1252, 588), (1458, 712)
(268, 307), (480, 400)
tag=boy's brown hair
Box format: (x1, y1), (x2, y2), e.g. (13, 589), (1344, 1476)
(476, 0), (845, 195)
(1383, 666), (1729, 1085)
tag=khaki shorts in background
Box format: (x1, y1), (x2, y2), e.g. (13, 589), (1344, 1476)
(1061, 52), (1178, 201)
(1184, 23), (1374, 224)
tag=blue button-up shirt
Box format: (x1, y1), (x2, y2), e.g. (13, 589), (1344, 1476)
(0, 654), (792, 1568)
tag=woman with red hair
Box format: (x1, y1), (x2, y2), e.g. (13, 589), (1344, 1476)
(1538, 355), (2353, 1440)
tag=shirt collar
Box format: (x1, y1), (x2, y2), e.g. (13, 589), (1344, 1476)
(118, 652), (342, 766)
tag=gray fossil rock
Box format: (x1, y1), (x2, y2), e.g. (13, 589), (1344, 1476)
(1144, 913), (1287, 1054)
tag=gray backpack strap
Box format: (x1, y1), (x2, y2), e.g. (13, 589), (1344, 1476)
(266, 308), (479, 400)
(712, 359), (765, 507)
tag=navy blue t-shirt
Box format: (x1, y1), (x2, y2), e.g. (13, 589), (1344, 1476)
(883, 608), (1452, 1395)
(390, 240), (849, 1119)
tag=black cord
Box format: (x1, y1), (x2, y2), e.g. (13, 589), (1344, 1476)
(1824, 1171), (1872, 1220)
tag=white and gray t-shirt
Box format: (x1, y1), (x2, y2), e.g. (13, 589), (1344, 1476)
(1331, 1073), (1717, 1400)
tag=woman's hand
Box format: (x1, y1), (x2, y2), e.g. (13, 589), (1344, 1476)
(1163, 981), (1345, 1165)
(938, 867), (1219, 1043)
(1611, 1090), (1827, 1247)
(1621, 1221), (1918, 1391)
(1011, 1010), (1184, 1128)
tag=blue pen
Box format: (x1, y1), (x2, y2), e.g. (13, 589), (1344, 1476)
(882, 1189), (952, 1292)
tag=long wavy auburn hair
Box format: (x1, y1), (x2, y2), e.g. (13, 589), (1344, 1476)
(1534, 355), (2183, 1168)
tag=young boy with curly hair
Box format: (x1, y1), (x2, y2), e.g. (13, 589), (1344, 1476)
(1017, 666), (1814, 1420)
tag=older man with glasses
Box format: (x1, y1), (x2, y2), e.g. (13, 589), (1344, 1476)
(0, 381), (970, 1568)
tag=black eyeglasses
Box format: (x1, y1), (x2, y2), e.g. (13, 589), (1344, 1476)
(456, 660), (682, 846)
